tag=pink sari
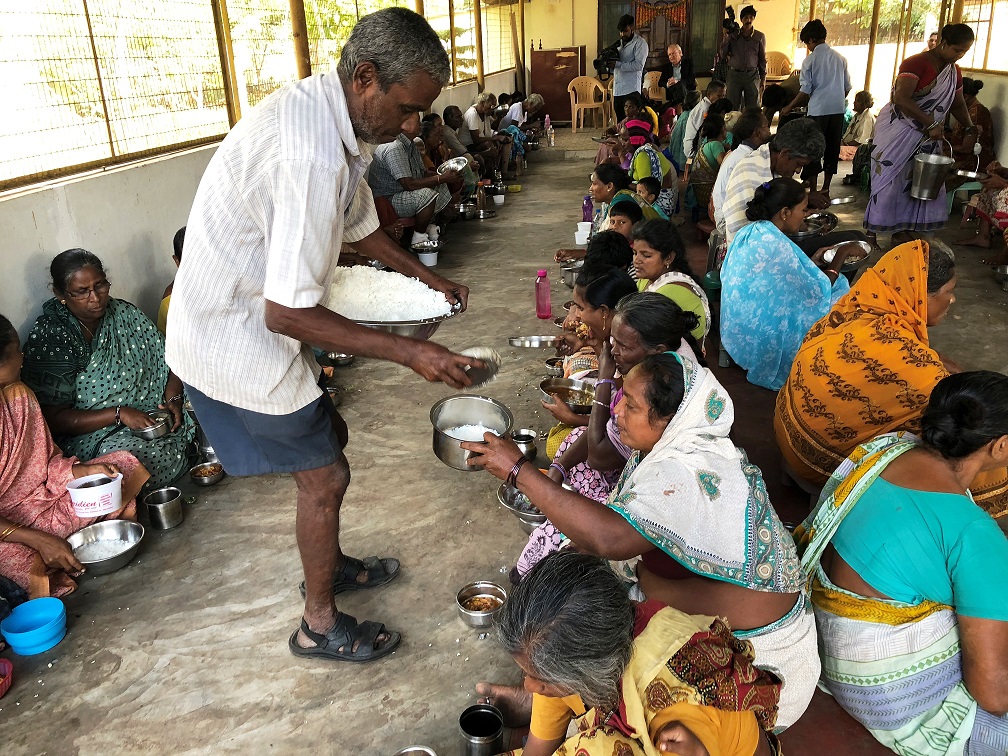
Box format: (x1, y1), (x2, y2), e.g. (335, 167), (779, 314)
(0, 382), (148, 596)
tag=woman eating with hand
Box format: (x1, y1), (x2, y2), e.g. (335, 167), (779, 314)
(479, 551), (782, 756)
(721, 178), (850, 390)
(517, 292), (700, 579)
(0, 313), (149, 598)
(21, 249), (196, 489)
(795, 371), (1008, 753)
(463, 352), (818, 729)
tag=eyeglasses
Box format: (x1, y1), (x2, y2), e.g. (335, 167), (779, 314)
(67, 280), (111, 301)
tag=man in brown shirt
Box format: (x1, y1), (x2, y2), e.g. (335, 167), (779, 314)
(720, 5), (766, 110)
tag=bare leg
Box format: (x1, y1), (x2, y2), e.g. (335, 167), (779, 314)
(956, 217), (993, 248)
(294, 456), (349, 647)
(475, 681), (533, 727)
(821, 172), (834, 194)
(413, 200), (438, 239)
(497, 143), (510, 178)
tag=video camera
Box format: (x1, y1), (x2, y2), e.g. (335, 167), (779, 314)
(723, 6), (741, 36)
(593, 39), (621, 78)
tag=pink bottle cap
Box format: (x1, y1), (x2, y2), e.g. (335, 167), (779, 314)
(537, 269), (548, 276)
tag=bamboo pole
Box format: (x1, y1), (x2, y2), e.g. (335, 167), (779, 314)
(447, 0), (459, 83)
(809, 0), (818, 22)
(212, 0), (241, 125)
(518, 0), (526, 90)
(864, 0), (882, 90)
(81, 0), (117, 155)
(951, 0), (965, 22)
(473, 0), (486, 90)
(290, 0), (312, 79)
(415, 0), (424, 15)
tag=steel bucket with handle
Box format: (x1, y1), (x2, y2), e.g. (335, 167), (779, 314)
(910, 139), (954, 201)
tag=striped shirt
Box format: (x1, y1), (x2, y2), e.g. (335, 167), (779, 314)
(722, 143), (773, 245)
(712, 143), (755, 235)
(165, 73), (380, 415)
(369, 133), (424, 198)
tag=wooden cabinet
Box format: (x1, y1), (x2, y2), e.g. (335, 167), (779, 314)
(530, 46), (586, 125)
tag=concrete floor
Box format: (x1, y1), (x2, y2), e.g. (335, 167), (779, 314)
(2, 132), (1006, 755)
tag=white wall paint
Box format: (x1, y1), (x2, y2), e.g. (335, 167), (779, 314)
(1, 74), (517, 340)
(0, 146), (217, 339)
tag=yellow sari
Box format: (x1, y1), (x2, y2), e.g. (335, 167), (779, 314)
(774, 240), (1008, 516)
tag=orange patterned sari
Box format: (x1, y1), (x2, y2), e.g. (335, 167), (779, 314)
(774, 241), (1008, 516)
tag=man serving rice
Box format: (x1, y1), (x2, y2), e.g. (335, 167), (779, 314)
(166, 9), (483, 662)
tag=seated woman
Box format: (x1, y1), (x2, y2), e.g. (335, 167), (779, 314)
(479, 552), (782, 756)
(21, 249), (196, 490)
(626, 121), (678, 218)
(542, 267), (638, 456)
(776, 239), (1008, 516)
(554, 165), (661, 263)
(721, 178), (851, 390)
(686, 113), (728, 216)
(948, 77), (994, 184)
(622, 92), (660, 135)
(0, 314), (149, 598)
(631, 218), (709, 345)
(518, 293), (700, 579)
(795, 371), (1008, 753)
(955, 159), (1008, 266)
(463, 353), (818, 729)
(838, 90), (875, 164)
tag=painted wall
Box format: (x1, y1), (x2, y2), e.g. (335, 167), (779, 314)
(522, 0), (600, 81)
(725, 0), (799, 61)
(0, 146), (217, 340)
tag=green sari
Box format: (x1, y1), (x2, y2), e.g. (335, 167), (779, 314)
(22, 298), (195, 488)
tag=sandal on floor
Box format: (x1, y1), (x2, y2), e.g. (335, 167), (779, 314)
(298, 554), (400, 598)
(288, 613), (401, 662)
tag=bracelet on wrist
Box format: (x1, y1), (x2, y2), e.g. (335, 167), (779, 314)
(549, 462), (567, 481)
(595, 378), (617, 391)
(507, 456), (529, 488)
(165, 393), (183, 404)
(0, 523), (23, 542)
(593, 399), (610, 409)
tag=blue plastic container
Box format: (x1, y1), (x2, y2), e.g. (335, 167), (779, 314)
(0, 597), (67, 655)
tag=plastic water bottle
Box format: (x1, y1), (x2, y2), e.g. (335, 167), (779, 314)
(544, 114), (551, 132)
(535, 269), (552, 319)
(582, 195), (594, 222)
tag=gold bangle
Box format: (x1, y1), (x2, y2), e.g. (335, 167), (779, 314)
(0, 523), (23, 541)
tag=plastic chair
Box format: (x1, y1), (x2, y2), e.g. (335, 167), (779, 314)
(603, 78), (616, 127)
(947, 181), (983, 215)
(568, 76), (606, 133)
(765, 51), (792, 83)
(643, 70), (663, 101)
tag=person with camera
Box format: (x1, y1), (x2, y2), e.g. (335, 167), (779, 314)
(612, 14), (649, 121)
(720, 5), (766, 110)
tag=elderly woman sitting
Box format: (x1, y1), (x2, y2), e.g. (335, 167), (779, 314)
(21, 249), (196, 489)
(775, 239), (1008, 517)
(464, 353), (818, 729)
(517, 293), (700, 578)
(479, 552), (782, 756)
(795, 371), (1008, 753)
(0, 314), (149, 598)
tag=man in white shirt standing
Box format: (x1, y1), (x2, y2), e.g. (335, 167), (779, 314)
(167, 9), (481, 663)
(780, 20), (851, 194)
(612, 14), (648, 121)
(712, 108), (770, 235)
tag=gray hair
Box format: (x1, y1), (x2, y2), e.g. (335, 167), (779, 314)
(771, 117), (825, 161)
(494, 552), (634, 709)
(337, 8), (450, 90)
(926, 239), (956, 292)
(527, 93), (544, 111)
(476, 92), (495, 107)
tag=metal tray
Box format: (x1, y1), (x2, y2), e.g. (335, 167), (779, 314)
(508, 335), (558, 348)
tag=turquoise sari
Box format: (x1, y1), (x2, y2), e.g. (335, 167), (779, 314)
(22, 298), (195, 488)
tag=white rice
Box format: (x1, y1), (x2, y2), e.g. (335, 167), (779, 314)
(74, 540), (131, 563)
(325, 266), (453, 322)
(445, 423), (498, 442)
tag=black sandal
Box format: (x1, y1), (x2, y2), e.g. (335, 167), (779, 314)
(288, 613), (401, 662)
(299, 555), (400, 598)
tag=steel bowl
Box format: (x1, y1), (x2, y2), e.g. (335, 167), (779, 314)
(497, 483), (546, 534)
(457, 202), (478, 220)
(456, 581), (507, 628)
(430, 395), (514, 471)
(553, 316), (567, 329)
(539, 377), (595, 414)
(789, 211), (838, 240)
(437, 156), (469, 175)
(67, 520), (144, 576)
(131, 409), (172, 440)
(560, 260), (584, 289)
(544, 356), (564, 376)
(508, 335), (558, 348)
(476, 209), (496, 220)
(326, 352), (355, 367)
(189, 461), (224, 487)
(143, 486), (184, 530)
(828, 195), (856, 205)
(354, 302), (461, 340)
(954, 168), (989, 181)
(393, 748), (437, 756)
(994, 264), (1008, 289)
(562, 299), (574, 311)
(831, 240), (873, 272)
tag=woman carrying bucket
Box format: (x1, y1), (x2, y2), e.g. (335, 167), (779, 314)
(864, 24), (977, 247)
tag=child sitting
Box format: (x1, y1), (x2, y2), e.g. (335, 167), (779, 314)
(636, 176), (662, 211)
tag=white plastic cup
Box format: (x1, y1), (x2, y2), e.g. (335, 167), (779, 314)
(67, 473), (123, 517)
(577, 221), (592, 234)
(492, 194), (505, 207)
(574, 232), (590, 246)
(418, 251), (438, 266)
